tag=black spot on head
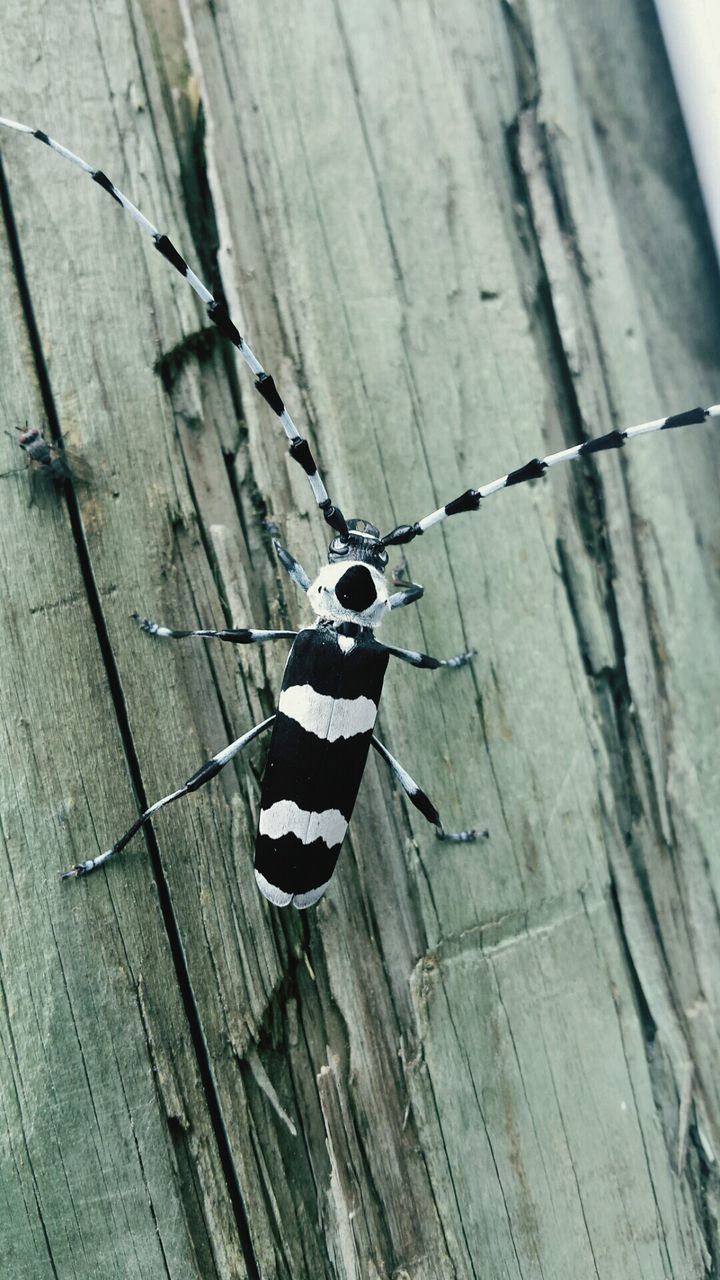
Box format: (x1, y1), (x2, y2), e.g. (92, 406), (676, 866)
(335, 565), (377, 613)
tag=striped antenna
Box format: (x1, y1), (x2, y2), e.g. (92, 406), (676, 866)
(0, 116), (349, 540)
(381, 403), (720, 545)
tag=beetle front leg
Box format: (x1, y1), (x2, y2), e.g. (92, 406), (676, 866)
(271, 537), (311, 592)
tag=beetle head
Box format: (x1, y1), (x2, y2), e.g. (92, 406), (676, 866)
(328, 518), (388, 572)
(309, 536), (390, 627)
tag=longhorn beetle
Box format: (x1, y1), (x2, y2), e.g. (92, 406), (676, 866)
(2, 116), (718, 909)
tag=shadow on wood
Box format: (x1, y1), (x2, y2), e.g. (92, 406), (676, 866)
(0, 0), (719, 1276)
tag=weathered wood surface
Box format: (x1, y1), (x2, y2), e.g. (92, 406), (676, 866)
(1, 0), (719, 1276)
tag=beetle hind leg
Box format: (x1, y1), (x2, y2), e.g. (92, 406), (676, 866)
(371, 737), (488, 843)
(62, 716), (275, 880)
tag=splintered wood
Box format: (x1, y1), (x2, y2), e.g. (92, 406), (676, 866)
(0, 1), (718, 1276)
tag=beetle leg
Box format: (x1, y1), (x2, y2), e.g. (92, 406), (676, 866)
(132, 613), (296, 645)
(372, 736), (487, 843)
(62, 716), (275, 879)
(271, 538), (311, 592)
(378, 640), (476, 669)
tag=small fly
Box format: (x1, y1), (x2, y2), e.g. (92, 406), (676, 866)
(3, 422), (90, 501)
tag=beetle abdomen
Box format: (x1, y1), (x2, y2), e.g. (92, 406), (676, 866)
(255, 627), (389, 909)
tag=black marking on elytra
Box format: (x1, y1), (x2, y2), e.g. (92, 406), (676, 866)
(280, 629), (389, 705)
(336, 564), (377, 612)
(289, 437), (317, 475)
(254, 631), (389, 896)
(445, 489), (481, 516)
(262, 715), (374, 820)
(505, 457), (547, 486)
(154, 233), (188, 277)
(663, 406), (708, 430)
(254, 831), (344, 898)
(579, 429), (626, 456)
(207, 299), (243, 347)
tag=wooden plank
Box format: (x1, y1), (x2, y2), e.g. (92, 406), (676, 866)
(0, 155), (245, 1280)
(1, 0), (719, 1274)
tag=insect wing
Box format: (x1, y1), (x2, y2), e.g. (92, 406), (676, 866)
(60, 443), (93, 486)
(255, 628), (389, 909)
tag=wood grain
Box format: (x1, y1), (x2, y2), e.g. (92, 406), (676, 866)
(1, 0), (718, 1274)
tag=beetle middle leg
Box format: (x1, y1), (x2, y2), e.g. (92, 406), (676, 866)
(132, 613), (296, 646)
(378, 640), (476, 669)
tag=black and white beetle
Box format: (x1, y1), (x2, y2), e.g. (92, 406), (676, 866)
(2, 116), (718, 909)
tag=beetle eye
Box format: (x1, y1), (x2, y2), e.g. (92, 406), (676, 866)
(330, 538), (350, 556)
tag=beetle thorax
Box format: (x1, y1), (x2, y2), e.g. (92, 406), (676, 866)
(307, 561), (389, 629)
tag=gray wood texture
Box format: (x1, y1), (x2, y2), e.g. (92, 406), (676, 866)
(1, 1), (719, 1276)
